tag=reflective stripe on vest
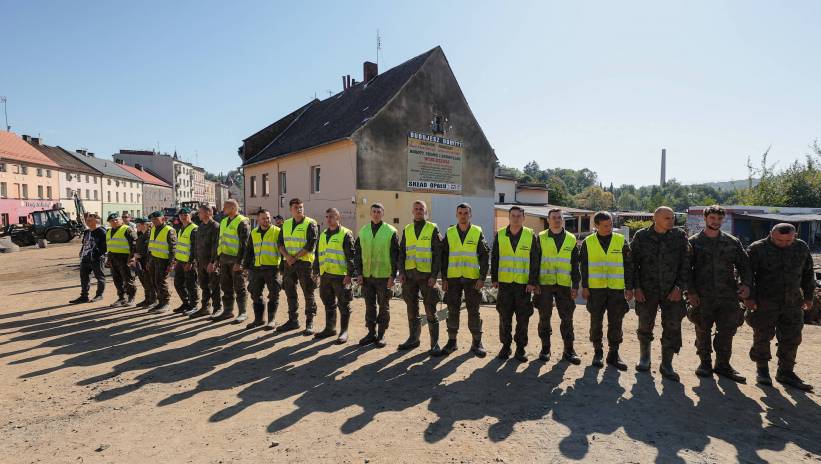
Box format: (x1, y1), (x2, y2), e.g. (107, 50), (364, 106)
(251, 225), (281, 267)
(538, 231), (576, 286)
(218, 215), (247, 257)
(318, 226), (350, 276)
(497, 227), (534, 284)
(175, 223), (198, 262)
(584, 232), (625, 290)
(106, 226), (130, 254)
(404, 221), (436, 272)
(446, 224), (482, 279)
(149, 224), (172, 259)
(283, 217), (316, 263)
(358, 222), (396, 278)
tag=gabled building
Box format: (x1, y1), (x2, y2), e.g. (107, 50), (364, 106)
(116, 163), (173, 216)
(239, 46), (496, 234)
(67, 150), (143, 218)
(112, 149), (193, 206)
(26, 138), (103, 218)
(0, 132), (60, 226)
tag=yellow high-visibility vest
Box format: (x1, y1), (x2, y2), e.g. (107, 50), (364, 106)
(175, 223), (198, 262)
(149, 224), (173, 259)
(446, 224), (481, 279)
(106, 226), (130, 254)
(218, 215), (247, 257)
(497, 227), (533, 284)
(251, 225), (281, 267)
(538, 231), (576, 287)
(404, 221), (436, 272)
(584, 233), (625, 290)
(283, 217), (316, 263)
(318, 226), (350, 276)
(358, 222), (396, 278)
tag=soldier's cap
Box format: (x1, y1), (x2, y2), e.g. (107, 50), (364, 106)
(148, 211), (163, 219)
(178, 207), (192, 215)
(106, 212), (120, 221)
(134, 217), (148, 224)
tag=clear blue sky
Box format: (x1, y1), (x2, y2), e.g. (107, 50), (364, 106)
(3, 0), (819, 187)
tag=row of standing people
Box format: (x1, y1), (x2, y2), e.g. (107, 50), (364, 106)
(70, 199), (816, 391)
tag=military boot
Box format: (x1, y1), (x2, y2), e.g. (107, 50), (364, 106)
(336, 312), (350, 344)
(315, 311), (337, 339)
(562, 340), (581, 365)
(514, 345), (528, 362)
(539, 341), (551, 362)
(428, 323), (443, 357)
(232, 298), (248, 324)
(264, 301), (277, 331)
(397, 318), (421, 350)
(374, 324), (388, 348)
(497, 344), (512, 360)
(470, 337), (487, 358)
(695, 355), (713, 378)
(173, 303), (188, 314)
(358, 326), (377, 346)
(714, 353), (746, 383)
(592, 345), (604, 368)
(659, 348), (680, 382)
(442, 338), (458, 356)
(303, 314), (315, 336)
(606, 346), (628, 371)
(188, 304), (211, 319)
(776, 369), (813, 391)
(212, 300), (234, 322)
(756, 362), (772, 385)
(276, 318), (300, 333)
(636, 340), (651, 372)
(246, 302), (265, 329)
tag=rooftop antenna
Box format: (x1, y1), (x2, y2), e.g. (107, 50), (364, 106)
(326, 90), (333, 97)
(376, 29), (382, 66)
(0, 96), (9, 131)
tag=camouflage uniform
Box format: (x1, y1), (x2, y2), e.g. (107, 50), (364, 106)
(195, 218), (221, 311)
(631, 226), (690, 353)
(134, 226), (156, 304)
(746, 237), (816, 373)
(147, 225), (177, 306)
(441, 227), (490, 344)
(398, 221), (443, 349)
(353, 223), (400, 338)
(688, 230), (751, 367)
(108, 225), (137, 301)
(219, 215), (250, 316)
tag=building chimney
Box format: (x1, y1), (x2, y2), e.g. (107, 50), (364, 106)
(135, 163), (143, 171)
(77, 149), (87, 156)
(364, 61), (378, 82)
(21, 134), (31, 142)
(88, 152), (95, 157)
(31, 137), (40, 145)
(115, 158), (123, 164)
(660, 148), (667, 187)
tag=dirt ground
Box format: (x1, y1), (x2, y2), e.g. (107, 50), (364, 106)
(1, 243), (820, 464)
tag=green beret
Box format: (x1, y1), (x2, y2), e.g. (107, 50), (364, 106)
(178, 207), (191, 214)
(148, 211), (163, 219)
(106, 212), (120, 221)
(134, 217), (147, 224)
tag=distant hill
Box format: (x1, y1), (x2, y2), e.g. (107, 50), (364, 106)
(698, 179), (759, 191)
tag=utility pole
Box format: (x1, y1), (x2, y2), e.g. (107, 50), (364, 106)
(0, 96), (9, 131)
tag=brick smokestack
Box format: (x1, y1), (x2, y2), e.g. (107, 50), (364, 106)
(363, 61), (378, 82)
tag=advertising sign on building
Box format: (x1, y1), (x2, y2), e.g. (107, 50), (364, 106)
(406, 131), (463, 193)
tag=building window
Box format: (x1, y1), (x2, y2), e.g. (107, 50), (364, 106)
(262, 173), (270, 196)
(108, 191), (111, 202)
(310, 166), (321, 193)
(94, 190), (98, 200)
(94, 176), (98, 184)
(0, 163), (5, 172)
(116, 192), (120, 202)
(66, 173), (73, 181)
(21, 165), (28, 175)
(115, 180), (120, 187)
(130, 192), (134, 203)
(278, 171), (287, 195)
(0, 182), (6, 198)
(22, 184), (28, 199)
(136, 193), (140, 203)
(37, 168), (43, 177)
(66, 188), (72, 198)
(250, 175), (257, 197)
(86, 189), (90, 199)
(37, 185), (43, 199)
(46, 169), (52, 178)
(499, 193), (505, 203)
(107, 178), (111, 186)
(1, 213), (8, 227)
(47, 186), (53, 199)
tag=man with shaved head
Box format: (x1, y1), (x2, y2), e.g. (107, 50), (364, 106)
(745, 223), (816, 391)
(630, 206), (690, 381)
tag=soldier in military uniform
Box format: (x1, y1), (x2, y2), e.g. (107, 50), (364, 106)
(105, 212), (137, 307)
(631, 206), (690, 381)
(536, 208), (582, 365)
(243, 209), (282, 330)
(441, 203), (490, 357)
(213, 199), (250, 323)
(130, 217), (156, 307)
(687, 205), (751, 382)
(187, 204), (221, 318)
(146, 211), (177, 313)
(277, 198), (319, 335)
(745, 223), (817, 391)
(354, 203), (399, 348)
(398, 200), (444, 356)
(172, 208), (199, 314)
(313, 208), (356, 344)
(491, 206), (540, 362)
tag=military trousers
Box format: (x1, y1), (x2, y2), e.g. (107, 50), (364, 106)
(636, 291), (687, 353)
(109, 254), (136, 299)
(535, 284), (577, 348)
(362, 277), (391, 332)
(496, 283), (533, 348)
(445, 278), (483, 340)
(586, 288), (628, 349)
(282, 260), (317, 322)
(688, 296), (742, 362)
(173, 262), (199, 307)
(746, 302), (804, 371)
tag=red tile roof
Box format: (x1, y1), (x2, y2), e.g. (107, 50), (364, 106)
(0, 132), (60, 167)
(116, 163), (172, 187)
